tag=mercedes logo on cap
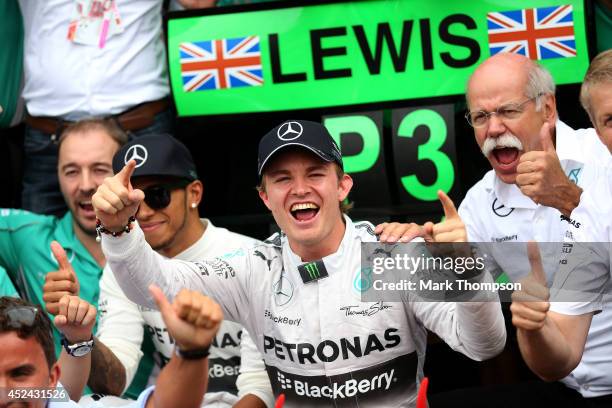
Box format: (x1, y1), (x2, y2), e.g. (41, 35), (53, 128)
(277, 121), (303, 141)
(124, 144), (148, 168)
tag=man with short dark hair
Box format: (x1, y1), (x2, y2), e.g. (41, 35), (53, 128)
(93, 119), (506, 407)
(0, 287), (223, 407)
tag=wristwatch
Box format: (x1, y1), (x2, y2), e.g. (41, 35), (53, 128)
(61, 335), (94, 357)
(175, 344), (210, 360)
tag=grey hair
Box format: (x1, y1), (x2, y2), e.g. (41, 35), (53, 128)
(525, 61), (555, 111)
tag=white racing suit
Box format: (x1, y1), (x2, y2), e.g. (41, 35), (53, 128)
(103, 216), (506, 407)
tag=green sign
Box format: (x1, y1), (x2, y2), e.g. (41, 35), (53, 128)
(168, 0), (589, 116)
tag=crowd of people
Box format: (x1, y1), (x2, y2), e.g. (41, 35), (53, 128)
(0, 1), (611, 408)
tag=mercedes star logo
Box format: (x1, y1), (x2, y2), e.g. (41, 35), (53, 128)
(492, 198), (515, 217)
(124, 144), (148, 168)
(273, 274), (294, 306)
(277, 121), (303, 141)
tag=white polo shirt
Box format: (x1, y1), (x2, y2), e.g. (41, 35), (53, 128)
(550, 161), (612, 398)
(18, 0), (169, 119)
(458, 120), (612, 397)
(459, 121), (605, 282)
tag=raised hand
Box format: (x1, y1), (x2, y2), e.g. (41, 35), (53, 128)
(425, 190), (467, 243)
(150, 286), (222, 351)
(54, 295), (97, 343)
(516, 123), (572, 207)
(510, 241), (550, 331)
(92, 160), (145, 232)
(43, 241), (80, 315)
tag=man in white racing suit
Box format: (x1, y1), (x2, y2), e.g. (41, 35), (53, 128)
(96, 134), (273, 407)
(46, 134), (273, 406)
(92, 120), (506, 407)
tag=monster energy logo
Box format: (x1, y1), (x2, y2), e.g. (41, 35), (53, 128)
(298, 260), (329, 283)
(305, 262), (320, 279)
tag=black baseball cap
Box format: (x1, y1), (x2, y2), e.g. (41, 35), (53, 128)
(257, 120), (343, 177)
(112, 134), (198, 181)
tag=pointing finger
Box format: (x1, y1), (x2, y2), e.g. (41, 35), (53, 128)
(118, 160), (137, 187)
(438, 190), (458, 219)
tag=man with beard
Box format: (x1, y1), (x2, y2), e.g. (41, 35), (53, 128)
(0, 118), (126, 354)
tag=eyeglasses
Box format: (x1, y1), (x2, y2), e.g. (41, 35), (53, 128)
(3, 305), (38, 331)
(465, 94), (543, 128)
(142, 180), (190, 210)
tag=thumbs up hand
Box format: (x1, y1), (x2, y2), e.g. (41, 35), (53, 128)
(426, 190), (466, 243)
(92, 160), (145, 232)
(54, 295), (97, 343)
(516, 122), (573, 207)
(510, 241), (551, 331)
(43, 241), (81, 315)
(150, 286), (222, 352)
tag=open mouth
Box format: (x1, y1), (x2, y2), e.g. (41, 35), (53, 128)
(492, 147), (520, 166)
(78, 201), (94, 213)
(290, 202), (320, 222)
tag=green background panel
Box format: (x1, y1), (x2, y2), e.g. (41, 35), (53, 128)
(168, 0), (589, 116)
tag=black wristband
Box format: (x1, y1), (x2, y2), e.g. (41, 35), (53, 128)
(175, 344), (210, 360)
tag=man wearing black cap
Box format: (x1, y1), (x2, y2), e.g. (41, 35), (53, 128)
(93, 121), (506, 407)
(48, 134), (273, 407)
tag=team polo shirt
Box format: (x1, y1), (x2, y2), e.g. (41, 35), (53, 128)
(0, 208), (154, 398)
(459, 121), (607, 283)
(550, 162), (612, 398)
(458, 121), (611, 398)
(0, 209), (102, 354)
(0, 266), (18, 297)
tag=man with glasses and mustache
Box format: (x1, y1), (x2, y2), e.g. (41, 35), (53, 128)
(0, 288), (224, 408)
(55, 134), (273, 407)
(456, 53), (608, 285)
(428, 53), (610, 407)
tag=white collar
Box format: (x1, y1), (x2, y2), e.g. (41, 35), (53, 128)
(284, 214), (354, 273)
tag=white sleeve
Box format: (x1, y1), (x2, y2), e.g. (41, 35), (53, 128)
(549, 171), (610, 314)
(101, 225), (253, 324)
(236, 329), (274, 408)
(96, 265), (145, 391)
(410, 272), (506, 361)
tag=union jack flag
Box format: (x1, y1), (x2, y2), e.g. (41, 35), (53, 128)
(487, 5), (576, 60)
(179, 36), (263, 92)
